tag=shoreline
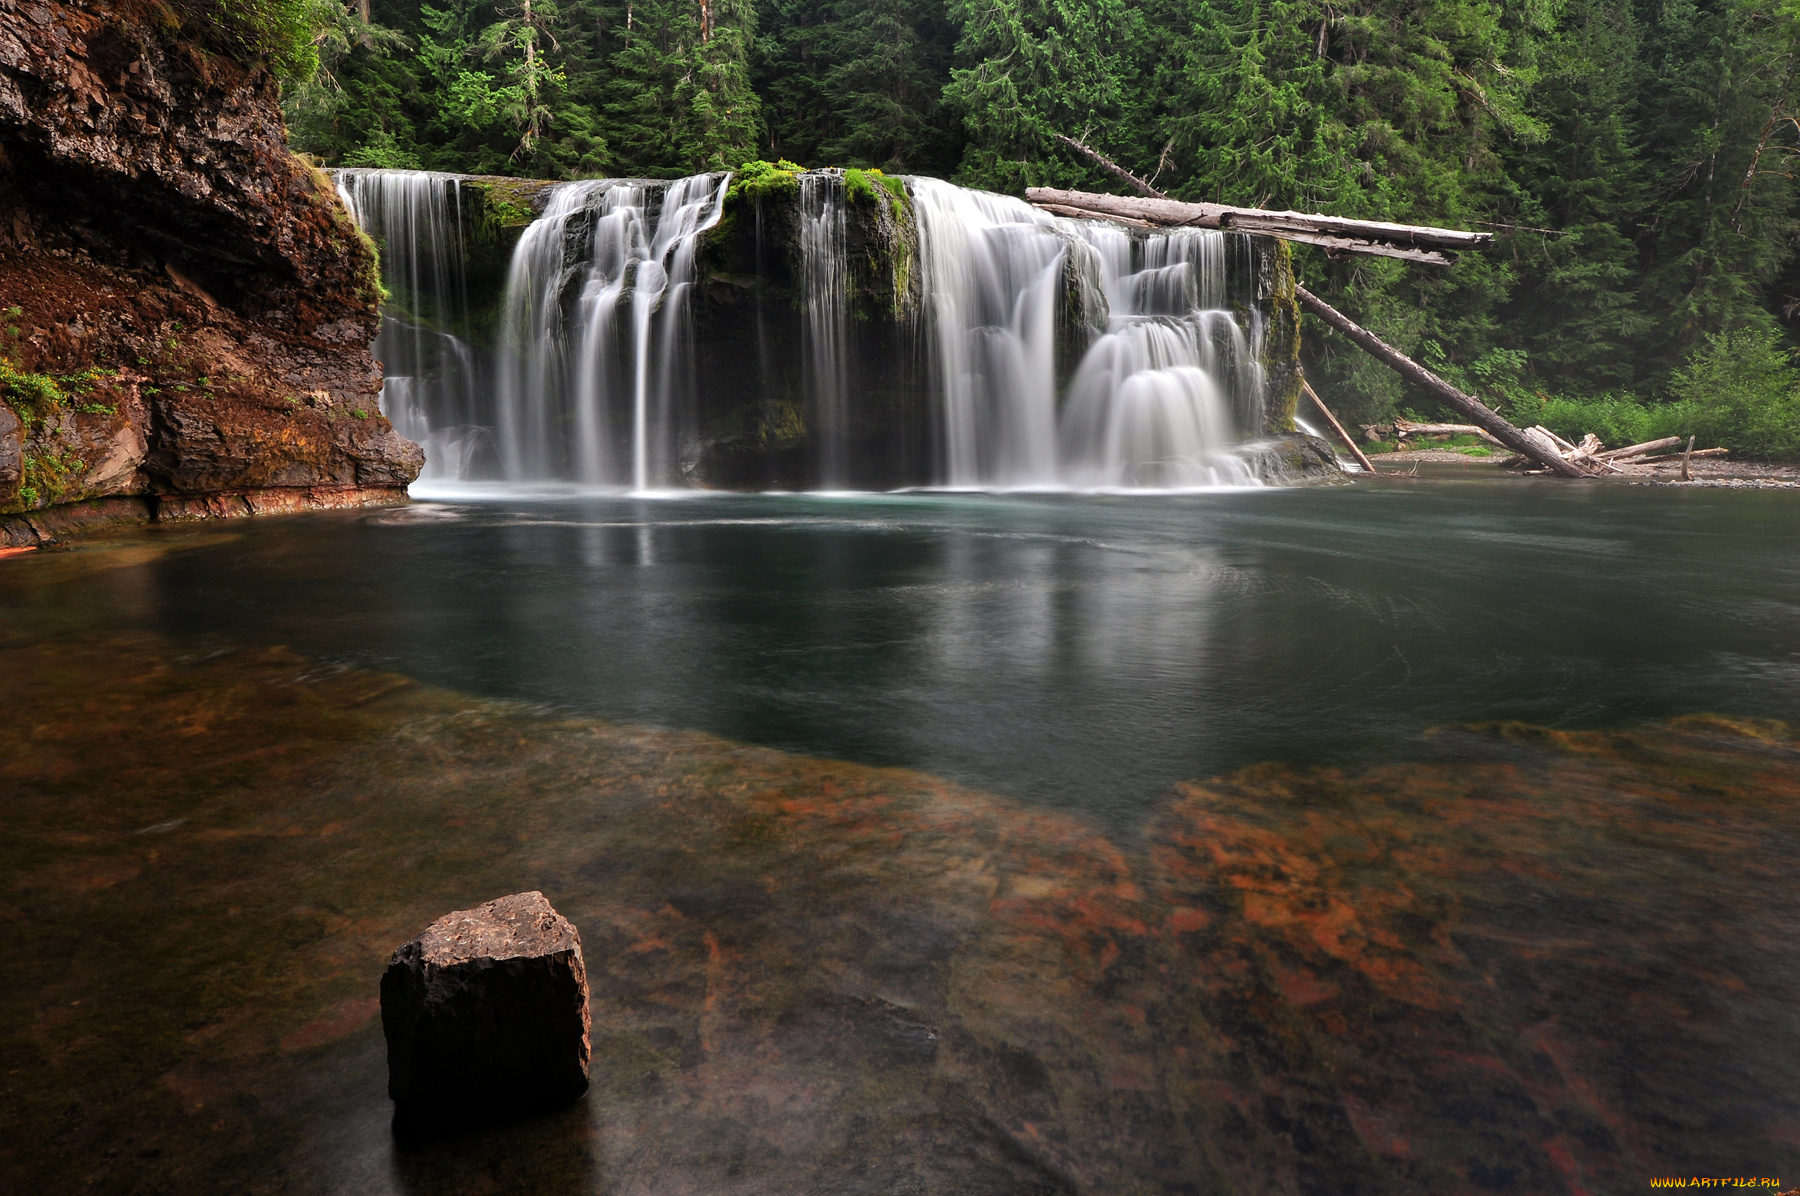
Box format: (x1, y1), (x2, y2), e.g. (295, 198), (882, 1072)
(1363, 447), (1800, 485)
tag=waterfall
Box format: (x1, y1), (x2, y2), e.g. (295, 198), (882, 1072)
(494, 173), (729, 491)
(799, 173), (850, 487)
(1056, 224), (1265, 488)
(909, 181), (1264, 490)
(338, 169), (1278, 494)
(334, 169), (491, 481)
(910, 179), (1068, 488)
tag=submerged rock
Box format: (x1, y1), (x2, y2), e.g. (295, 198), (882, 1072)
(380, 892), (591, 1127)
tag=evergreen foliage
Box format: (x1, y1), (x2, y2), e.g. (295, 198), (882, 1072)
(282, 0), (1800, 446)
(756, 0), (963, 173)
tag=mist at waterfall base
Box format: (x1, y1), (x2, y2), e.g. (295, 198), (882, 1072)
(335, 169), (1270, 494)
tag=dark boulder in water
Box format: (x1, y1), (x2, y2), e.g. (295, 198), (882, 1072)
(380, 891), (591, 1130)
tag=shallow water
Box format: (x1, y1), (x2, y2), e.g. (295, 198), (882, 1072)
(2, 480), (1798, 1194)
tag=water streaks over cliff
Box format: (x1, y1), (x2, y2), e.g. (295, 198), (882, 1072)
(338, 169), (1283, 493)
(336, 169), (490, 484)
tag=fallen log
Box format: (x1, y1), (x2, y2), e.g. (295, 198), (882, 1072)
(1599, 436), (1683, 460)
(1635, 446), (1728, 463)
(1034, 201), (1156, 229)
(1532, 425), (1580, 454)
(1393, 419), (1508, 448)
(1026, 187), (1490, 266)
(1303, 381), (1381, 475)
(1294, 286), (1588, 477)
(1570, 435), (1628, 473)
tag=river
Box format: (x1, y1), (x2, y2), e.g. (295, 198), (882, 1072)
(2, 478), (1797, 1193)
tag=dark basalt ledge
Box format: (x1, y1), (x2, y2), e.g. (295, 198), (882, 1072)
(1247, 432), (1350, 482)
(0, 0), (423, 536)
(380, 891), (592, 1135)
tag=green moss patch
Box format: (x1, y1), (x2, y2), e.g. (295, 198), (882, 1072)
(730, 160), (803, 203)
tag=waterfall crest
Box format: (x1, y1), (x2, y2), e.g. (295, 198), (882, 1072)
(494, 174), (729, 491)
(339, 169), (1282, 494)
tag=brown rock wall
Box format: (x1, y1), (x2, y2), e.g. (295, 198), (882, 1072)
(0, 0), (420, 536)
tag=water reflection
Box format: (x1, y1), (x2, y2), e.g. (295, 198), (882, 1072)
(15, 486), (1791, 829)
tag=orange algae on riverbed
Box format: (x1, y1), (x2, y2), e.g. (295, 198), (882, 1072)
(1, 634), (1796, 1194)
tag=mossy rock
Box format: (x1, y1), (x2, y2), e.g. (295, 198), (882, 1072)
(1257, 238), (1303, 435)
(729, 160), (803, 203)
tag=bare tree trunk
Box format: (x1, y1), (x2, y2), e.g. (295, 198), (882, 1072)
(1303, 382), (1381, 475)
(1294, 286), (1587, 477)
(1051, 133), (1166, 199)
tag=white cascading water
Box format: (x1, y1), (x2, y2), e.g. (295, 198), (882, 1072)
(909, 181), (1263, 490)
(1056, 222), (1264, 488)
(340, 169), (1273, 492)
(909, 178), (1068, 488)
(494, 173), (729, 490)
(798, 173), (851, 487)
(333, 169), (490, 481)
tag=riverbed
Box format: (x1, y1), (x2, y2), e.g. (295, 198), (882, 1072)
(3, 480), (1797, 1193)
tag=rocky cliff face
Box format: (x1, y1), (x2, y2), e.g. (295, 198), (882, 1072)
(0, 0), (421, 546)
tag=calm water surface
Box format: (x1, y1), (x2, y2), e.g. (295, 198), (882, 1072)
(43, 477), (1800, 820)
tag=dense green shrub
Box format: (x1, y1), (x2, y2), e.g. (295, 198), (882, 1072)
(1670, 328), (1800, 459)
(841, 167), (877, 205)
(1526, 329), (1800, 459)
(1534, 394), (1688, 449)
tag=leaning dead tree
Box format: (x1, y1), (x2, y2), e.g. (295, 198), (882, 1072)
(1292, 285), (1588, 476)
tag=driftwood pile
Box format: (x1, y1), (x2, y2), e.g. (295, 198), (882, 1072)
(1366, 421), (1726, 477)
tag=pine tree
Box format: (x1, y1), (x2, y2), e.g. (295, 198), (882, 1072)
(941, 0), (1142, 193)
(480, 0), (565, 159)
(604, 0), (760, 172)
(755, 0), (960, 172)
(1631, 0), (1800, 362)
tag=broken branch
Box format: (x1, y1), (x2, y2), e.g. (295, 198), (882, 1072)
(1303, 381), (1381, 475)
